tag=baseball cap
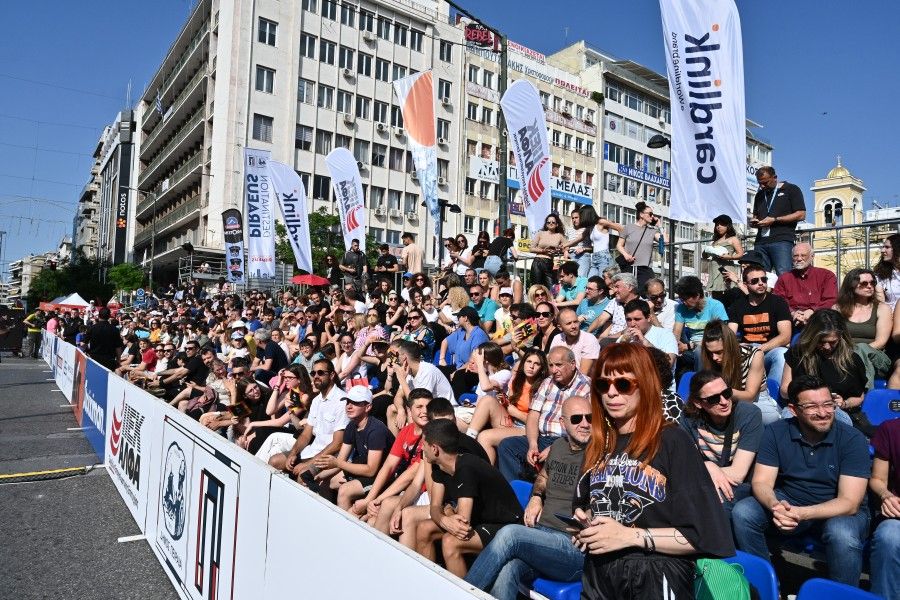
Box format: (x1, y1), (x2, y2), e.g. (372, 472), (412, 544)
(738, 249), (772, 272)
(712, 214), (733, 226)
(499, 287), (513, 296)
(343, 386), (373, 404)
(403, 272), (414, 279)
(230, 320), (247, 328)
(454, 306), (481, 323)
(230, 331), (245, 340)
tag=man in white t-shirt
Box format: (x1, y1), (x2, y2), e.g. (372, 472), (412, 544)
(389, 340), (455, 432)
(621, 299), (678, 366)
(645, 278), (678, 332)
(550, 308), (601, 374)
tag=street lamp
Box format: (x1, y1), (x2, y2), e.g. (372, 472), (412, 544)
(645, 135), (676, 291)
(423, 199), (461, 269)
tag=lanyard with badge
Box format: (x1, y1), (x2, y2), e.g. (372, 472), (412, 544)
(760, 183), (780, 238)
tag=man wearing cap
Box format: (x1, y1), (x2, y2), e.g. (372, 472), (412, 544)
(440, 307), (489, 370)
(400, 232), (424, 274)
(750, 166), (806, 276)
(773, 243), (838, 329)
(491, 287), (515, 342)
(313, 385), (395, 510)
(468, 284), (498, 334)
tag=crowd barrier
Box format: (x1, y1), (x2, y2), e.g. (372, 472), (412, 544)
(42, 332), (491, 600)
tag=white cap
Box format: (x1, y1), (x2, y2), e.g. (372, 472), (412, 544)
(343, 386), (373, 404)
(230, 320), (246, 328)
(499, 287), (513, 296)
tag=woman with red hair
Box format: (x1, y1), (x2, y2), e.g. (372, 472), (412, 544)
(572, 343), (734, 599)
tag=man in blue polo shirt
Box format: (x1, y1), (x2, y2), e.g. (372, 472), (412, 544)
(468, 284), (498, 334)
(731, 374), (871, 587)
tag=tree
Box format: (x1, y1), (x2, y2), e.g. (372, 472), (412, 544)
(26, 250), (114, 308)
(107, 263), (146, 293)
(276, 209), (380, 277)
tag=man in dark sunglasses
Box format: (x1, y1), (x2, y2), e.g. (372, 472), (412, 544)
(726, 264), (792, 388)
(466, 395), (592, 597)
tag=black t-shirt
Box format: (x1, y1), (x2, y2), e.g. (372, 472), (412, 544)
(183, 356), (209, 386)
(86, 321), (122, 359)
(488, 236), (515, 259)
(470, 243), (490, 269)
(458, 433), (490, 462)
(341, 250), (367, 277)
(785, 347), (867, 399)
(258, 341), (289, 372)
(727, 293), (791, 344)
(344, 417), (395, 465)
(376, 254), (398, 272)
(432, 453), (522, 527)
(752, 181), (805, 243)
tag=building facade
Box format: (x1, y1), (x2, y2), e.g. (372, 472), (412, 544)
(96, 111), (140, 265)
(73, 129), (106, 261)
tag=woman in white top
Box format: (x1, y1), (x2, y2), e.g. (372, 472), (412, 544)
(564, 208), (592, 277)
(453, 234), (473, 276)
(577, 205), (624, 278)
(875, 234), (900, 308)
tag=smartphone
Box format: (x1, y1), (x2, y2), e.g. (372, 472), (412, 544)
(553, 512), (586, 530)
(718, 266), (727, 274)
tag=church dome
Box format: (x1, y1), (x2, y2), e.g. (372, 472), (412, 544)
(827, 156), (850, 178)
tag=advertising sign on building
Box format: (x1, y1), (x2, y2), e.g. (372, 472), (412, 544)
(468, 156), (594, 205)
(113, 142), (133, 264)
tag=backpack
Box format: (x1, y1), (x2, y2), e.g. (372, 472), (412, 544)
(694, 558), (751, 600)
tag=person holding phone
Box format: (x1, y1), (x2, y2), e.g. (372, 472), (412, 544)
(616, 201), (663, 293)
(750, 166), (806, 276)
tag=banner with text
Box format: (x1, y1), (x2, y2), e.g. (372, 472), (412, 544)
(325, 148), (367, 252)
(393, 72), (440, 234)
(501, 80), (552, 233)
(243, 148), (276, 278)
(269, 161), (313, 273)
(660, 0), (746, 224)
(221, 209), (246, 284)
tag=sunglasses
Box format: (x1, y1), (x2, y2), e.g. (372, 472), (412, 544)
(311, 369), (332, 377)
(536, 311), (553, 318)
(409, 315), (422, 320)
(647, 293), (666, 301)
(534, 291), (548, 297)
(470, 292), (482, 297)
(595, 376), (638, 395)
(857, 280), (875, 288)
(747, 276), (767, 285)
(567, 413), (592, 425)
(698, 386), (733, 405)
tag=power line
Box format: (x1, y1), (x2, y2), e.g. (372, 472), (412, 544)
(0, 140), (94, 158)
(0, 173), (82, 188)
(0, 112), (104, 132)
(0, 72), (124, 101)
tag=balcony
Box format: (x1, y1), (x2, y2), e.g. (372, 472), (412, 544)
(142, 21), (210, 127)
(136, 152), (203, 220)
(134, 195), (201, 248)
(138, 109), (205, 188)
(141, 67), (208, 158)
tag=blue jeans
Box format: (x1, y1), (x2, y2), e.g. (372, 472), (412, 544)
(497, 434), (558, 482)
(588, 251), (613, 279)
(871, 518), (900, 600)
(464, 524), (584, 600)
(731, 492), (870, 586)
(755, 240), (794, 276)
(762, 346), (787, 403)
(572, 252), (591, 278)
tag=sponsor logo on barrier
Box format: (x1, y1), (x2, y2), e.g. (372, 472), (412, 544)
(162, 442), (187, 540)
(109, 392), (144, 493)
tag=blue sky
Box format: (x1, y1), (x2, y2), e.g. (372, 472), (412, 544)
(1, 0), (896, 277)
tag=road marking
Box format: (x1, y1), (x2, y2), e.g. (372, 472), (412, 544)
(45, 378), (57, 381)
(117, 534), (146, 543)
(59, 404), (73, 408)
(66, 427), (87, 432)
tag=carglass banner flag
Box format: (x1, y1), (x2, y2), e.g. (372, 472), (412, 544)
(393, 72), (439, 234)
(221, 209), (246, 284)
(659, 0), (746, 224)
(243, 148), (275, 278)
(269, 161), (313, 273)
(500, 80), (552, 233)
(325, 148), (367, 252)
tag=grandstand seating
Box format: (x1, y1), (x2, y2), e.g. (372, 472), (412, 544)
(796, 577), (880, 599)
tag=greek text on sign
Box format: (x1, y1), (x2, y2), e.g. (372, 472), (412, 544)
(616, 164), (671, 189)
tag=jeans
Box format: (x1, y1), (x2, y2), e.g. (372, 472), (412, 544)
(572, 252), (591, 278)
(762, 346), (787, 402)
(588, 251), (613, 279)
(464, 524), (584, 600)
(754, 391), (783, 425)
(497, 434), (558, 482)
(484, 255), (504, 276)
(755, 240), (794, 276)
(731, 491), (870, 586)
(871, 518), (900, 600)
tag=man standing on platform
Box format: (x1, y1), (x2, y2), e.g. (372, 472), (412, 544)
(750, 166), (806, 276)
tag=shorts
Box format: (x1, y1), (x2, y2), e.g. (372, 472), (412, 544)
(454, 406), (476, 424)
(415, 491), (430, 507)
(473, 523), (511, 547)
(344, 472), (376, 492)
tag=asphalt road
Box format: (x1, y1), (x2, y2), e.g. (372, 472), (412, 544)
(0, 355), (177, 600)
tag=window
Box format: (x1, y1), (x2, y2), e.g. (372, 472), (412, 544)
(586, 141), (594, 157)
(464, 216), (475, 234)
(681, 249), (694, 269)
(437, 159), (449, 179)
(585, 172), (593, 186)
(312, 174), (331, 200)
(539, 91), (550, 108)
(377, 17), (391, 40)
(357, 52), (372, 76)
(335, 134), (351, 149)
(373, 101), (388, 123)
(465, 178), (476, 195)
(359, 9), (374, 32)
(375, 58), (390, 81)
(317, 84), (334, 109)
(340, 3), (355, 26)
(371, 144), (386, 167)
(564, 133), (573, 149)
(468, 65), (479, 83)
(623, 148), (642, 168)
(437, 79), (451, 100)
(353, 140), (369, 164)
(393, 24), (408, 46)
(480, 144), (492, 159)
(295, 125), (312, 150)
(255, 65), (274, 93)
(575, 105), (584, 120)
(466, 139), (477, 155)
(409, 29), (424, 52)
(467, 102), (478, 120)
(355, 96), (370, 119)
(405, 150), (415, 173)
(575, 138), (584, 153)
(439, 40), (452, 62)
(389, 148), (405, 171)
(625, 178), (641, 198)
(603, 203), (620, 223)
(551, 130), (561, 146)
(604, 173), (621, 193)
(258, 18), (277, 46)
(552, 96), (562, 112)
(339, 46), (354, 69)
(302, 0), (316, 11)
(437, 119), (450, 140)
(479, 181), (491, 198)
(315, 130), (333, 154)
(386, 230), (400, 245)
(404, 193), (417, 212)
(336, 90), (353, 113)
(300, 34), (316, 58)
(319, 40), (335, 65)
(321, 0), (336, 20)
(605, 112), (622, 133)
(391, 106), (404, 127)
(252, 114), (273, 142)
(370, 228), (384, 242)
(370, 186), (385, 208)
(482, 108), (493, 126)
(483, 70), (494, 89)
(392, 64), (407, 80)
(388, 189), (402, 210)
(562, 167), (572, 181)
(479, 218), (490, 234)
(297, 78), (315, 104)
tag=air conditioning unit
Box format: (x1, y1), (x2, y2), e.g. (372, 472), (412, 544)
(437, 137), (448, 146)
(356, 160), (367, 170)
(394, 127), (405, 137)
(410, 172), (419, 181)
(479, 194), (489, 199)
(437, 176), (447, 185)
(373, 207), (386, 217)
(363, 31), (375, 42)
(406, 211), (418, 220)
(389, 208), (403, 218)
(343, 113), (355, 125)
(376, 122), (388, 133)
(441, 97), (451, 107)
(342, 68), (354, 78)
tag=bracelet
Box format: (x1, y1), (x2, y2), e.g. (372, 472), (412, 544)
(643, 529), (656, 552)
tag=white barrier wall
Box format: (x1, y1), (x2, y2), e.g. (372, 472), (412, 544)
(42, 334), (490, 600)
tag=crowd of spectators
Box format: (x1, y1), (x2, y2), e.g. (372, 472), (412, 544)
(27, 218), (900, 599)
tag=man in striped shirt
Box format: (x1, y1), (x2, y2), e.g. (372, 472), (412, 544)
(497, 347), (592, 481)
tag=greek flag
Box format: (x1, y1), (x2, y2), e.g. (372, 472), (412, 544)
(155, 88), (163, 117)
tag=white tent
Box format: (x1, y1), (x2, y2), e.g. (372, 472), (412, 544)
(56, 293), (90, 308)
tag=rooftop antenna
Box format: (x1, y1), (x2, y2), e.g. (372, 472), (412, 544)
(125, 79), (132, 110)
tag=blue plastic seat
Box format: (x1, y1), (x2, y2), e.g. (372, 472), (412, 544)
(677, 371), (695, 401)
(861, 388), (900, 427)
(510, 479), (532, 509)
(531, 578), (582, 600)
(458, 392), (479, 407)
(723, 551), (779, 600)
(873, 378), (887, 389)
(796, 577), (880, 599)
